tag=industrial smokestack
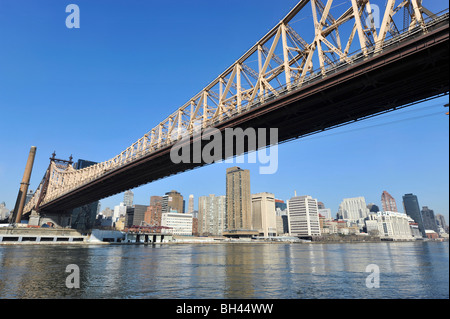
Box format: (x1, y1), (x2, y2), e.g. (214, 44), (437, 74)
(12, 146), (37, 224)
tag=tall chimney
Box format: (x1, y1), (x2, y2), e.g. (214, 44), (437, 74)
(13, 146), (37, 224)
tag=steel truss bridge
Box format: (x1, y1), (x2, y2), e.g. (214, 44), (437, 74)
(23, 0), (449, 219)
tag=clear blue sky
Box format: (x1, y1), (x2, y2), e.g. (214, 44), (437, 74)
(0, 0), (448, 222)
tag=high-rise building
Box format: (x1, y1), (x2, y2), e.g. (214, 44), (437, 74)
(125, 204), (148, 227)
(403, 193), (425, 237)
(145, 196), (163, 226)
(188, 194), (194, 214)
(192, 217), (199, 236)
(381, 191), (398, 212)
(275, 199), (289, 235)
(225, 167), (252, 233)
(318, 208), (332, 220)
(287, 195), (321, 238)
(421, 206), (439, 233)
(198, 194), (226, 236)
(252, 192), (277, 237)
(337, 197), (370, 222)
(113, 202), (127, 221)
(124, 190), (134, 207)
(275, 199), (287, 212)
(317, 202), (325, 209)
(162, 190), (184, 214)
(436, 214), (448, 232)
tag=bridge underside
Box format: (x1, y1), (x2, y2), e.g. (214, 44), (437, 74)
(39, 21), (449, 213)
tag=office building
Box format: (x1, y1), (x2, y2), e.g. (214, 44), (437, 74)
(403, 193), (425, 237)
(192, 217), (199, 236)
(287, 195), (321, 238)
(188, 194), (194, 214)
(381, 191), (398, 212)
(113, 202), (127, 221)
(318, 208), (332, 220)
(125, 204), (149, 227)
(198, 194), (226, 236)
(421, 206), (439, 233)
(365, 211), (414, 240)
(124, 190), (134, 207)
(145, 196), (163, 226)
(162, 190), (184, 214)
(252, 192), (277, 237)
(436, 214), (448, 233)
(338, 197), (370, 222)
(275, 199), (289, 235)
(275, 199), (287, 212)
(161, 212), (193, 236)
(225, 167), (253, 234)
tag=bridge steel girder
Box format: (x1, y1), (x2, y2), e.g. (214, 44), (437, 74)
(35, 18), (449, 213)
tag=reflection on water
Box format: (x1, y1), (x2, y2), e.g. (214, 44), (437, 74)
(0, 242), (448, 299)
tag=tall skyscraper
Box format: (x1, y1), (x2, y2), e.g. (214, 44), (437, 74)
(421, 206), (439, 233)
(337, 197), (370, 222)
(436, 214), (448, 232)
(381, 191), (398, 212)
(275, 199), (287, 212)
(252, 192), (277, 237)
(287, 194), (321, 238)
(145, 196), (163, 226)
(113, 202), (127, 221)
(403, 193), (425, 237)
(124, 190), (134, 207)
(162, 190), (184, 214)
(198, 194), (226, 236)
(225, 166), (252, 232)
(188, 194), (194, 214)
(125, 204), (148, 227)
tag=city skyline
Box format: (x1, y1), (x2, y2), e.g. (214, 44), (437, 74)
(94, 177), (447, 230)
(0, 0), (448, 223)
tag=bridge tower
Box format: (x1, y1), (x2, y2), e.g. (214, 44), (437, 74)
(28, 152), (74, 228)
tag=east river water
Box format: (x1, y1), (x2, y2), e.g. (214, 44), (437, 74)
(0, 241), (448, 299)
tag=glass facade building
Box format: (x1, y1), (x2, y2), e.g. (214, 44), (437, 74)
(402, 193), (425, 237)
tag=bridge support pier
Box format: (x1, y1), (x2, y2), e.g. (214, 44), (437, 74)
(29, 210), (72, 228)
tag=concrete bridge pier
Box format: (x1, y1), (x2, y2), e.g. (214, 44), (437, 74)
(28, 210), (72, 228)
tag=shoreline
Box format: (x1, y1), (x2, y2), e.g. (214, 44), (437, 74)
(1, 238), (447, 246)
